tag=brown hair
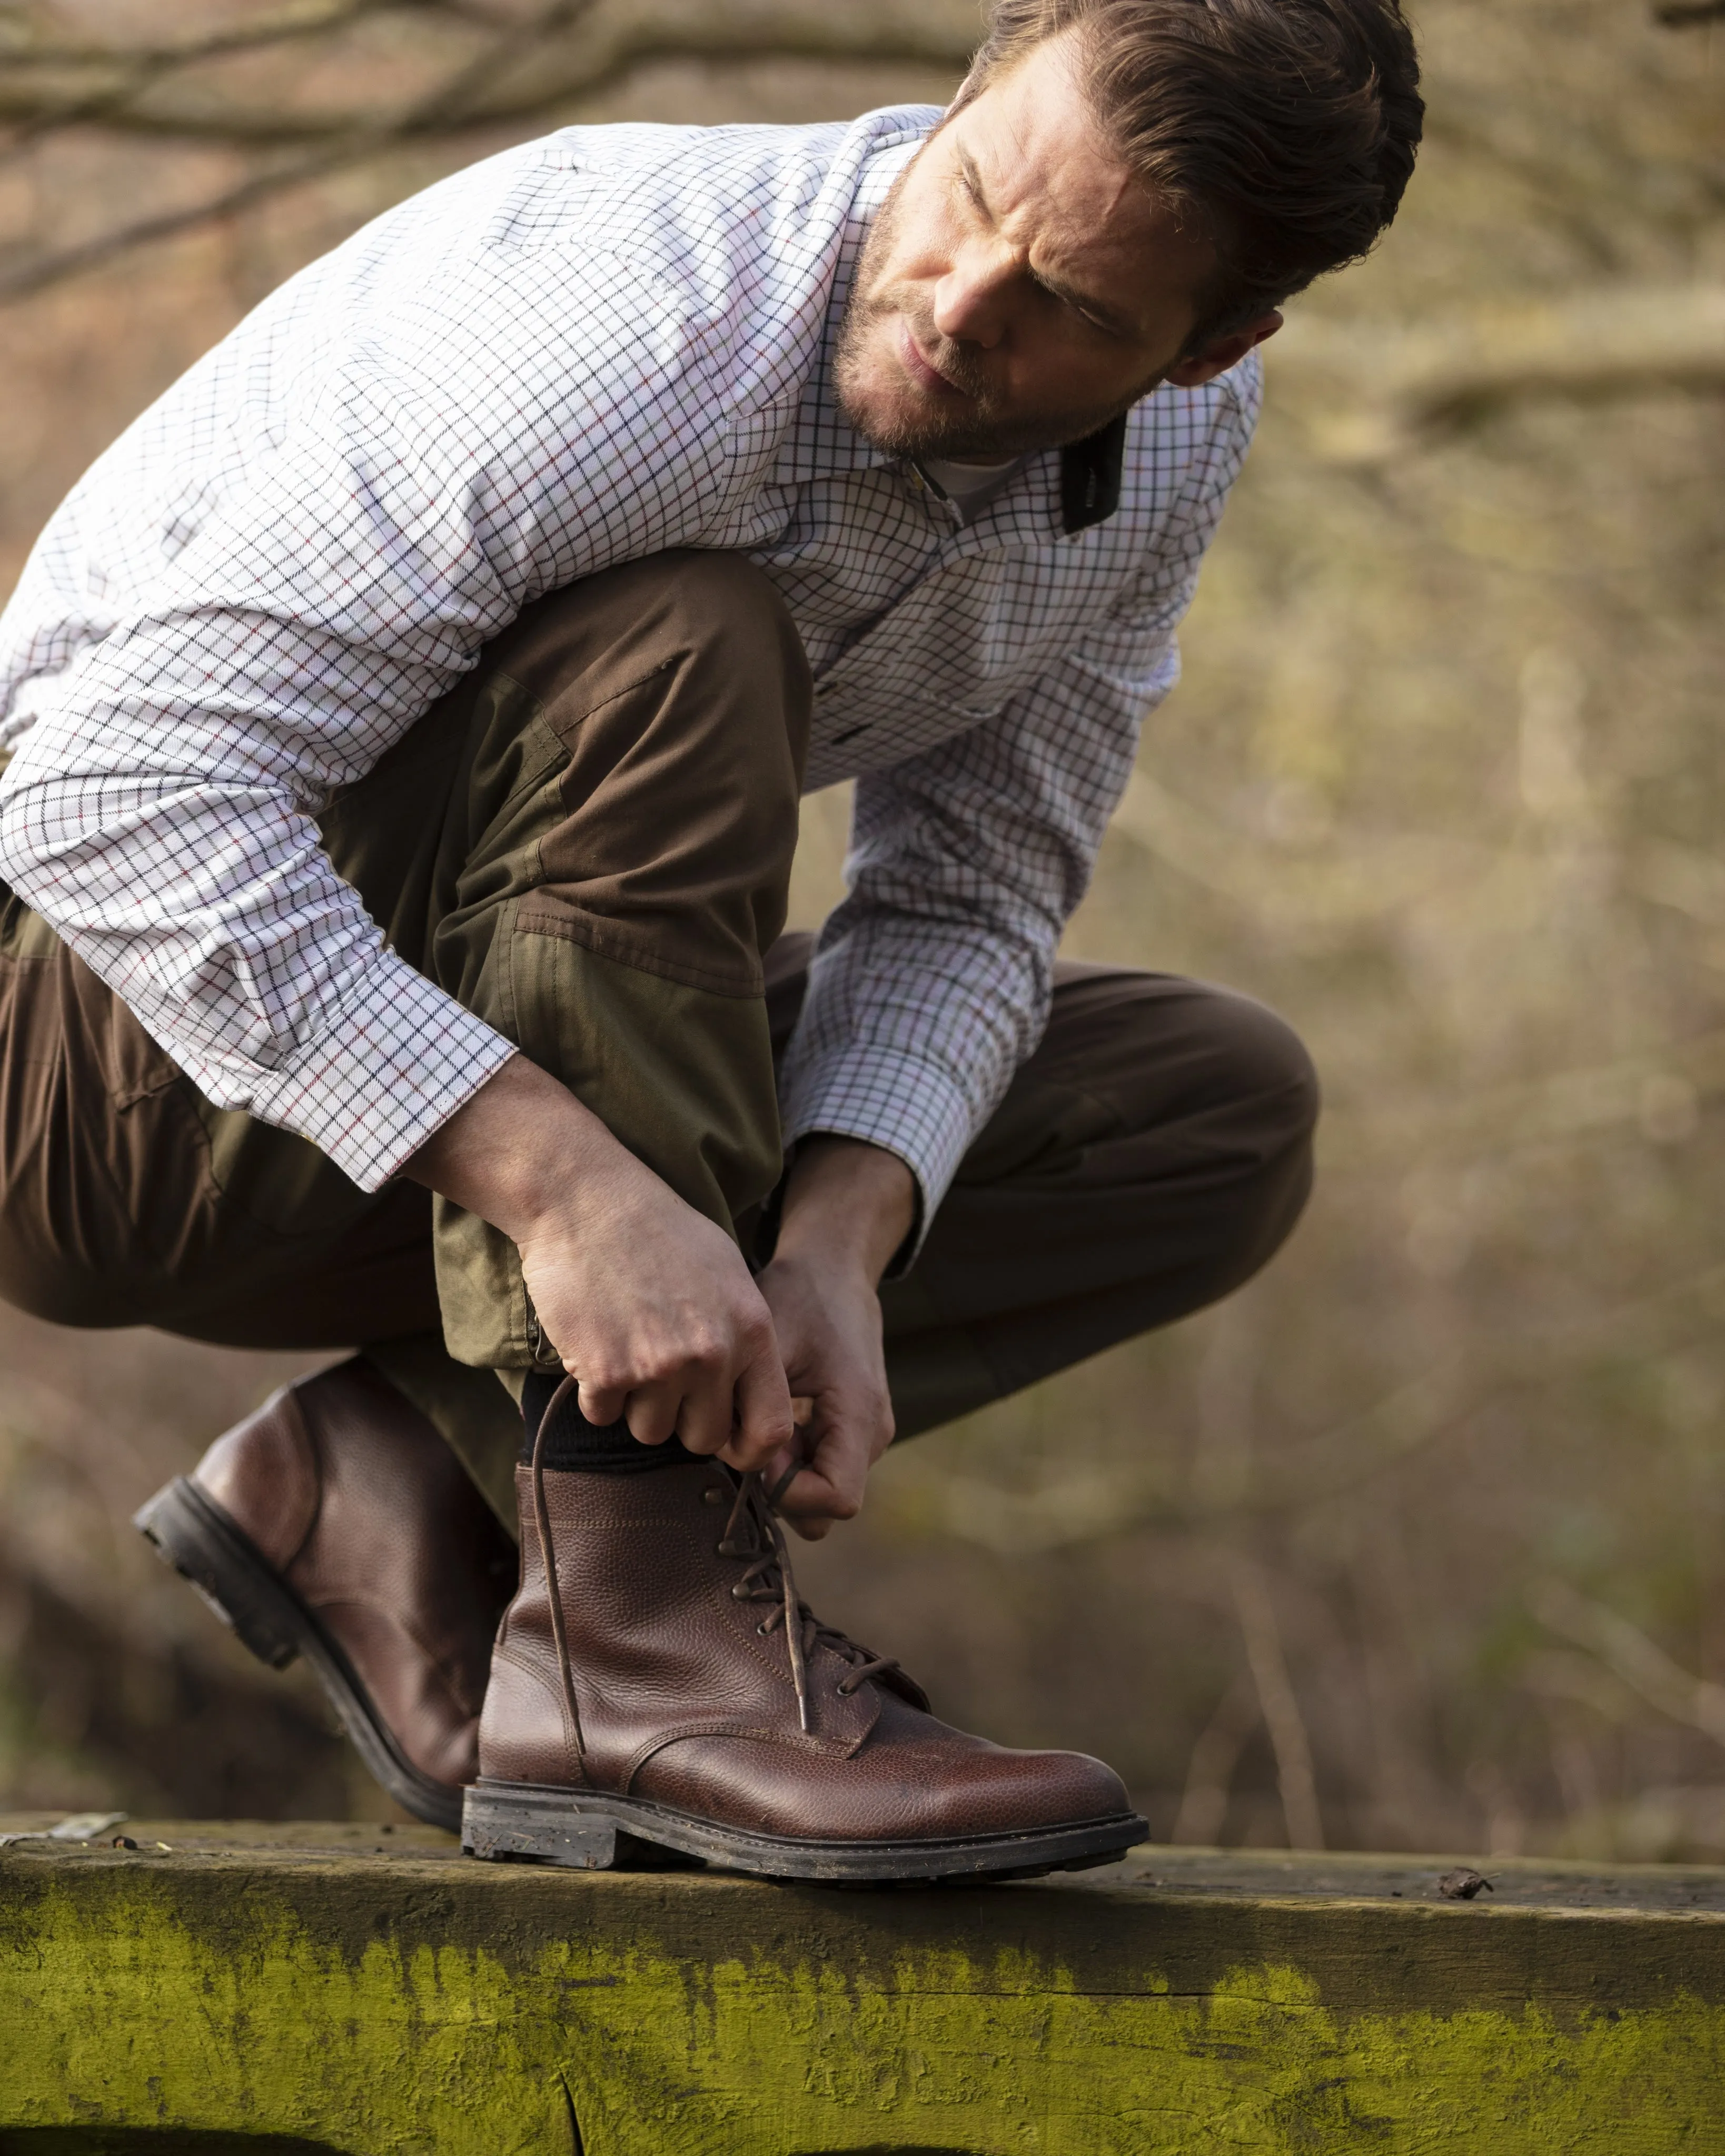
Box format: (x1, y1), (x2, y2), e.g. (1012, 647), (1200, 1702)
(963, 0), (1423, 341)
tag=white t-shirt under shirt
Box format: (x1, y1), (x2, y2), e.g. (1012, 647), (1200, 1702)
(916, 455), (1025, 519)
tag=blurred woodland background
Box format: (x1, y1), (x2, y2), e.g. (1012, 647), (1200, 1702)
(2, 0), (1725, 1854)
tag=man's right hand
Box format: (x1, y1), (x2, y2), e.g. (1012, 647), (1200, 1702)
(403, 1053), (793, 1469)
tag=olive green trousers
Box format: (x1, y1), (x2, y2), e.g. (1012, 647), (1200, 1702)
(0, 553), (1318, 1522)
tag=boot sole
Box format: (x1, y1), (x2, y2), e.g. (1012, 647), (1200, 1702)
(461, 1777), (1148, 1884)
(134, 1476), (464, 1835)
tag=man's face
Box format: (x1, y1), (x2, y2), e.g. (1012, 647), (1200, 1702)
(836, 34), (1281, 462)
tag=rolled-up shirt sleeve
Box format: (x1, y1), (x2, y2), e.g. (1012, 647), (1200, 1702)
(778, 381), (1254, 1258)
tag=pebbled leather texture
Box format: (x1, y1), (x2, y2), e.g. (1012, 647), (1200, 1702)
(193, 1358), (517, 1789)
(479, 1459), (1131, 1843)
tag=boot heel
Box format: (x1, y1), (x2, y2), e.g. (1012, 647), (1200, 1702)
(134, 1477), (302, 1671)
(138, 1473), (470, 1835)
(462, 1783), (621, 1870)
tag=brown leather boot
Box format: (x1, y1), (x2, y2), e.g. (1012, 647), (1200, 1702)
(135, 1357), (517, 1831)
(462, 1448), (1146, 1882)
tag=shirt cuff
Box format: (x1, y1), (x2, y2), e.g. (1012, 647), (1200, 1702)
(246, 949), (519, 1191)
(779, 1045), (977, 1269)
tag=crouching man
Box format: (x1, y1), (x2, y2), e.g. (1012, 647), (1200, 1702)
(0, 0), (1419, 1877)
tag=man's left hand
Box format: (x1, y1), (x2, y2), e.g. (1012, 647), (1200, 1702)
(755, 1136), (916, 1541)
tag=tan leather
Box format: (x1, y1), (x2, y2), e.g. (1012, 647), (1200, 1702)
(195, 1399), (321, 1576)
(195, 1358), (516, 1789)
(479, 1460), (1129, 1842)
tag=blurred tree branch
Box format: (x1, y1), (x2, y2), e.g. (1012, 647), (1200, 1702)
(1655, 2), (1725, 23)
(0, 0), (976, 301)
(1272, 284), (1725, 462)
(1531, 1579), (1725, 1747)
(1170, 1667), (1259, 1844)
(0, 1), (975, 140)
(0, 0), (403, 140)
(1226, 1553), (1325, 1849)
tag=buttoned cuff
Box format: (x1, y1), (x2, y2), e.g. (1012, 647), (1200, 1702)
(779, 1046), (977, 1270)
(246, 949), (519, 1191)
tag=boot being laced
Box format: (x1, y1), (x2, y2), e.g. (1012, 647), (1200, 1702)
(528, 1377), (914, 1756)
(465, 1373), (1147, 1883)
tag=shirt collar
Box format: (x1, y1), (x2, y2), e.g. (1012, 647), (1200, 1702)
(1059, 412), (1129, 534)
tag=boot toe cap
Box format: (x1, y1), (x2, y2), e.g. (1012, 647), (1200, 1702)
(635, 1727), (1133, 1845)
(951, 1743), (1133, 1835)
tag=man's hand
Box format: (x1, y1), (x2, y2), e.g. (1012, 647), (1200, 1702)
(404, 1055), (792, 1471)
(755, 1135), (916, 1541)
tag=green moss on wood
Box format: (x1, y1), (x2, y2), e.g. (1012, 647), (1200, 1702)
(2, 1833), (1724, 2152)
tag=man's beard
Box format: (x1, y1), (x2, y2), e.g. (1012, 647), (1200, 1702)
(832, 166), (1149, 463)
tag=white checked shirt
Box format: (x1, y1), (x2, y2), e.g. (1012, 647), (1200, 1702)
(0, 106), (1258, 1238)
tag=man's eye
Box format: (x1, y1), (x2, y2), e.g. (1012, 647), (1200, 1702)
(1064, 294), (1114, 335)
(1034, 278), (1105, 331)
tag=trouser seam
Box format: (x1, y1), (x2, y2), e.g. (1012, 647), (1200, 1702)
(513, 911), (765, 999)
(515, 655), (682, 749)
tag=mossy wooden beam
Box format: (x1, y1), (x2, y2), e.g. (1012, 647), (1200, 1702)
(2, 1820), (1723, 2153)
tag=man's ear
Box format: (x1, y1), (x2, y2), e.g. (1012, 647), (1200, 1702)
(1164, 311), (1283, 389)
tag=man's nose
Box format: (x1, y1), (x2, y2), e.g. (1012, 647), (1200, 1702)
(930, 240), (1016, 350)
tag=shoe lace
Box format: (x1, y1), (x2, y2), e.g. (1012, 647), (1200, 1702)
(531, 1379), (587, 1770)
(531, 1376), (901, 1748)
(715, 1472), (901, 1735)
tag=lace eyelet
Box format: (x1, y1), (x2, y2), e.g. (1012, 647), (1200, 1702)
(703, 1487), (724, 1505)
(835, 1680), (855, 1697)
(756, 1622), (769, 1637)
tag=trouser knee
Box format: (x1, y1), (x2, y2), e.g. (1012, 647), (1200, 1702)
(1193, 990), (1317, 1286)
(1111, 977), (1320, 1299)
(1000, 966), (1319, 1305)
(433, 551), (810, 999)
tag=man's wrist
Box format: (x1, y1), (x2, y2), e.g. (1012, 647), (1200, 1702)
(772, 1135), (917, 1287)
(402, 1053), (630, 1245)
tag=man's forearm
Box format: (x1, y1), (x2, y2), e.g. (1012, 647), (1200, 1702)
(750, 1135), (915, 1536)
(411, 1068), (918, 1281)
(773, 1135), (916, 1286)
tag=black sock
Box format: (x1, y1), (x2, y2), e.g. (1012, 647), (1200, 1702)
(520, 1368), (708, 1474)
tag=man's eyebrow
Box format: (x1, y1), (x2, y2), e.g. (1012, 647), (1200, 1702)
(956, 143), (1136, 340)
